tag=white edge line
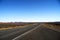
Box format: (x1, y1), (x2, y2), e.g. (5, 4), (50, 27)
(12, 24), (41, 40)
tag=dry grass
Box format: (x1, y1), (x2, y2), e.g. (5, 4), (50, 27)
(41, 23), (60, 32)
(0, 24), (34, 30)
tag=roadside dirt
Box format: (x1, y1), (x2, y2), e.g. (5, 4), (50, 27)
(0, 24), (34, 30)
(41, 24), (60, 32)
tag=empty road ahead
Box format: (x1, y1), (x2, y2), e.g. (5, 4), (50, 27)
(13, 25), (60, 40)
(0, 24), (60, 40)
(0, 24), (38, 40)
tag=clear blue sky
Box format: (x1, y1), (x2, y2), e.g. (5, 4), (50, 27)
(0, 0), (60, 22)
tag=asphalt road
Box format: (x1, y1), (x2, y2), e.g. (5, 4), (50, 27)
(13, 25), (60, 40)
(0, 24), (38, 40)
(0, 24), (60, 40)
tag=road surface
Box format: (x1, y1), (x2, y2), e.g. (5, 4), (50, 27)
(13, 25), (60, 40)
(0, 24), (38, 40)
(0, 24), (60, 40)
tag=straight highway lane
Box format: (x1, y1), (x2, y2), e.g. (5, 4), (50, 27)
(0, 24), (38, 40)
(13, 25), (60, 40)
